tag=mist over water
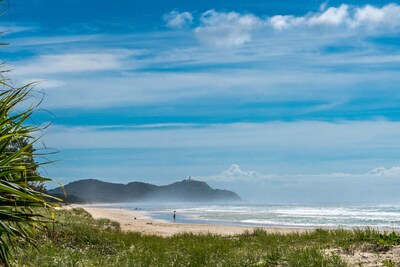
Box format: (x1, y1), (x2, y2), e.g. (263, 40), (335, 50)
(102, 202), (400, 230)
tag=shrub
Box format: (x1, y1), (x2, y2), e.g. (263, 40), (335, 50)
(0, 63), (60, 266)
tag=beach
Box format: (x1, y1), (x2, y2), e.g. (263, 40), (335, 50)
(76, 205), (310, 236)
(65, 205), (400, 266)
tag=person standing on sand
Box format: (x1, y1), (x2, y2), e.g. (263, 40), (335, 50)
(173, 210), (176, 222)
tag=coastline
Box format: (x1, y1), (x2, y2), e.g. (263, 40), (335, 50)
(74, 204), (311, 236)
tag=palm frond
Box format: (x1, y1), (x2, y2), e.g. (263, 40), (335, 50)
(0, 84), (61, 266)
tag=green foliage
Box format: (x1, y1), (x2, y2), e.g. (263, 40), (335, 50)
(0, 80), (61, 266)
(10, 208), (379, 267)
(14, 208), (400, 266)
(11, 207), (400, 266)
(5, 137), (47, 192)
(350, 228), (400, 253)
(285, 248), (346, 267)
(382, 259), (396, 267)
(377, 232), (400, 246)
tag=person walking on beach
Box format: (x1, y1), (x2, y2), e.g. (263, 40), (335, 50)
(173, 210), (176, 222)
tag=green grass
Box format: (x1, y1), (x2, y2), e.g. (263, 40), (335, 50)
(10, 208), (400, 267)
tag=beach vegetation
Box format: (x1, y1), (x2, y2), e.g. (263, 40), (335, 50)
(11, 208), (400, 266)
(382, 259), (396, 267)
(0, 78), (61, 265)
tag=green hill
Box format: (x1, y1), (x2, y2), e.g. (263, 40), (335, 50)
(48, 179), (241, 203)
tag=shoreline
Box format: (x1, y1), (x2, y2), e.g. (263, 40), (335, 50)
(73, 204), (311, 236)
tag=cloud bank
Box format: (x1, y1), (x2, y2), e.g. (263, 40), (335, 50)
(269, 3), (400, 31)
(203, 164), (400, 182)
(166, 3), (400, 47)
(193, 164), (400, 202)
(367, 166), (400, 176)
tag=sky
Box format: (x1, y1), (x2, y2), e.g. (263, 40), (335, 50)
(2, 0), (400, 202)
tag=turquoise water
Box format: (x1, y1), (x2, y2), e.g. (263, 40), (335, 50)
(102, 203), (400, 229)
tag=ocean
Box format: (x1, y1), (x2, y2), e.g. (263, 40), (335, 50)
(101, 202), (400, 230)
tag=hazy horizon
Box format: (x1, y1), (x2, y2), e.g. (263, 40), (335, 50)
(48, 163), (400, 203)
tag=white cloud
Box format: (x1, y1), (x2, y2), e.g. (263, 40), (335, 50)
(11, 34), (102, 47)
(220, 164), (262, 179)
(164, 11), (193, 29)
(308, 5), (349, 26)
(269, 15), (304, 31)
(0, 24), (35, 35)
(193, 164), (275, 182)
(352, 4), (400, 31)
(186, 3), (400, 46)
(199, 164), (400, 183)
(194, 10), (263, 47)
(30, 68), (396, 109)
(13, 53), (125, 75)
(367, 166), (400, 176)
(270, 3), (400, 31)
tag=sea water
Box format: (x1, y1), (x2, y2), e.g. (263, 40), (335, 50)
(102, 203), (400, 230)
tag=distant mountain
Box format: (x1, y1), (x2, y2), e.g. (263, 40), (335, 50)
(48, 179), (241, 203)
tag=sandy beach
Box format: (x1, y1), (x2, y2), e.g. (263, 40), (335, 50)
(75, 205), (310, 236)
(70, 205), (400, 266)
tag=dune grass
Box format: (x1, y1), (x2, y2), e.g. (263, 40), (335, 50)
(11, 208), (400, 267)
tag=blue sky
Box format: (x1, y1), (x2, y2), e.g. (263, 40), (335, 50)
(2, 0), (400, 202)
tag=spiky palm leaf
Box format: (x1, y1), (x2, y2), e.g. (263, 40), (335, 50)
(0, 79), (61, 266)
